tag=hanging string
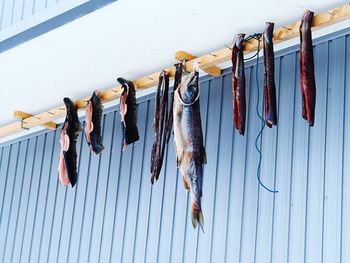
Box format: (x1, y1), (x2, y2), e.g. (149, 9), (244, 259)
(244, 33), (278, 193)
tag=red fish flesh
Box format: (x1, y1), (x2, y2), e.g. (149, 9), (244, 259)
(263, 22), (278, 127)
(58, 98), (82, 187)
(173, 70), (206, 230)
(300, 10), (316, 126)
(232, 34), (246, 135)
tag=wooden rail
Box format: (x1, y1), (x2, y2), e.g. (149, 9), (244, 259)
(1, 3), (350, 139)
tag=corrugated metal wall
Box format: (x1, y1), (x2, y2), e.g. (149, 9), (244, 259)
(0, 0), (115, 52)
(0, 31), (349, 263)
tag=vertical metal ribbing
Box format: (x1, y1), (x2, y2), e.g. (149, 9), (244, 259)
(238, 66), (253, 263)
(269, 57), (282, 263)
(286, 52), (298, 263)
(131, 101), (150, 263)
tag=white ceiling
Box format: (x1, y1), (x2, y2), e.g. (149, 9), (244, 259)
(0, 0), (345, 127)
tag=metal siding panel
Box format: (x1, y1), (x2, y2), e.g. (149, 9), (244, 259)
(304, 41), (329, 263)
(196, 77), (223, 263)
(37, 130), (61, 263)
(120, 102), (148, 263)
(1, 140), (28, 263)
(28, 131), (55, 262)
(287, 51), (309, 263)
(87, 112), (115, 263)
(210, 74), (233, 263)
(56, 126), (83, 263)
(132, 100), (155, 263)
(239, 64), (261, 263)
(0, 143), (19, 259)
(10, 137), (37, 263)
(322, 37), (346, 263)
(255, 57), (280, 263)
(0, 0), (14, 28)
(271, 53), (297, 263)
(1, 31), (350, 263)
(19, 134), (46, 263)
(341, 35), (350, 263)
(77, 115), (105, 263)
(225, 68), (251, 263)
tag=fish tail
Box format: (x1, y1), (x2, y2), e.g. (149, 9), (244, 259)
(93, 144), (105, 155)
(191, 206), (204, 233)
(190, 191), (204, 232)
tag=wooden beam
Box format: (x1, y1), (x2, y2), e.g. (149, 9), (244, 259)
(175, 51), (222, 76)
(13, 111), (57, 130)
(1, 3), (350, 139)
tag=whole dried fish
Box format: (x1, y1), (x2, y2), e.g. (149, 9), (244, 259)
(173, 70), (206, 230)
(300, 10), (316, 126)
(85, 91), (105, 154)
(58, 98), (82, 187)
(232, 34), (246, 135)
(151, 71), (170, 184)
(263, 22), (278, 127)
(117, 77), (140, 150)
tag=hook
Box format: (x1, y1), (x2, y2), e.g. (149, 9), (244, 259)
(283, 26), (292, 31)
(225, 44), (233, 50)
(19, 118), (30, 130)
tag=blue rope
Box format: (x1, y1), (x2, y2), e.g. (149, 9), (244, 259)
(246, 34), (278, 193)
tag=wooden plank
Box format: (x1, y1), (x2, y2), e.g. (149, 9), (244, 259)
(175, 51), (222, 76)
(13, 111), (57, 130)
(1, 3), (350, 139)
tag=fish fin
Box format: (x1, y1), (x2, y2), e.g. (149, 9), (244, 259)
(202, 145), (207, 164)
(182, 175), (190, 191)
(191, 208), (204, 233)
(93, 144), (105, 155)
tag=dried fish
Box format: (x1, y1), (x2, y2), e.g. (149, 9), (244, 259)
(232, 34), (246, 135)
(58, 98), (82, 187)
(263, 22), (278, 127)
(300, 10), (316, 126)
(85, 91), (105, 154)
(151, 71), (170, 184)
(117, 77), (140, 150)
(173, 70), (206, 230)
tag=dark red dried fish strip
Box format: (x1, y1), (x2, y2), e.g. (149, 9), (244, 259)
(231, 34), (246, 135)
(151, 70), (170, 184)
(263, 22), (278, 127)
(300, 10), (316, 126)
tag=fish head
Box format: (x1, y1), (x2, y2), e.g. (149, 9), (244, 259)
(179, 71), (199, 104)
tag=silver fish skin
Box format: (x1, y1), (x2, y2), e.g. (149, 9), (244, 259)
(173, 70), (206, 231)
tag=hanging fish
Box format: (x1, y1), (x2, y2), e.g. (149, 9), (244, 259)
(300, 10), (316, 126)
(231, 33), (246, 135)
(263, 22), (278, 127)
(150, 70), (170, 184)
(117, 77), (140, 150)
(165, 62), (183, 143)
(173, 70), (206, 230)
(58, 98), (82, 187)
(85, 90), (105, 154)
